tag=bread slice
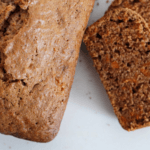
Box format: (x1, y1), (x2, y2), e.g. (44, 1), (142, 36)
(83, 8), (150, 131)
(0, 0), (95, 142)
(108, 0), (150, 27)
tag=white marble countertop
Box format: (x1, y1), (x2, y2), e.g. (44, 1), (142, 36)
(1, 1), (150, 150)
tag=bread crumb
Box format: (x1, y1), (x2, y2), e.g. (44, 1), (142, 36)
(97, 2), (99, 6)
(106, 0), (109, 3)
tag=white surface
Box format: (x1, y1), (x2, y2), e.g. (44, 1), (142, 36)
(1, 1), (150, 150)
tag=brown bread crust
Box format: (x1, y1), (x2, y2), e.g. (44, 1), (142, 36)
(83, 8), (150, 131)
(0, 0), (95, 142)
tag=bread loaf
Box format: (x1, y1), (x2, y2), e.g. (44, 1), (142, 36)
(0, 0), (95, 142)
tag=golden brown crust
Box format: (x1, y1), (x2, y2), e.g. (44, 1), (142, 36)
(84, 8), (150, 131)
(0, 0), (95, 142)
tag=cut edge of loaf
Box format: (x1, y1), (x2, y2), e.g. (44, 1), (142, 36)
(84, 7), (150, 131)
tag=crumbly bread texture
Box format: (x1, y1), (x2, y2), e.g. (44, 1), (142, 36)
(108, 0), (150, 28)
(0, 0), (95, 142)
(83, 8), (150, 131)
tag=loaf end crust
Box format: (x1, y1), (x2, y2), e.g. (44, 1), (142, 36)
(107, 0), (150, 28)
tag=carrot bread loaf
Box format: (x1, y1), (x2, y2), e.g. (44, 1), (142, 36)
(0, 0), (95, 142)
(83, 8), (150, 131)
(108, 0), (150, 27)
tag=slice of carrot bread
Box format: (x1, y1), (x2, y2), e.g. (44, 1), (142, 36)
(83, 8), (150, 131)
(108, 0), (150, 27)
